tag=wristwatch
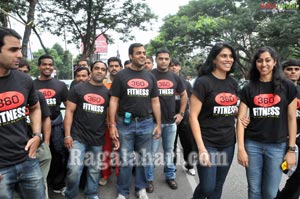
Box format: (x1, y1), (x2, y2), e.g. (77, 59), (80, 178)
(32, 133), (43, 142)
(287, 146), (296, 152)
(179, 112), (185, 117)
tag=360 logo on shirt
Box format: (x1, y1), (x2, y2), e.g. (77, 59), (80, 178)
(253, 94), (281, 107)
(84, 94), (105, 105)
(39, 89), (56, 99)
(157, 80), (173, 88)
(127, 79), (149, 88)
(215, 93), (237, 106)
(0, 91), (25, 111)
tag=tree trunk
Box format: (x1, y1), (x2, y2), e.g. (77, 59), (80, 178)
(0, 13), (8, 27)
(21, 0), (37, 59)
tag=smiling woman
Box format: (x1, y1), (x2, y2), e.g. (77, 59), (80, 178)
(189, 42), (238, 199)
(236, 46), (297, 199)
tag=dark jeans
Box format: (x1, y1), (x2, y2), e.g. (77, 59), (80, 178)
(0, 158), (45, 199)
(193, 145), (235, 199)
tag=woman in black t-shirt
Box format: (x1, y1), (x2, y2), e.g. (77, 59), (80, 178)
(190, 43), (238, 199)
(236, 46), (297, 199)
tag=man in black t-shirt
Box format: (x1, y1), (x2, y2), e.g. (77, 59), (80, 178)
(276, 59), (300, 199)
(109, 43), (161, 199)
(18, 59), (52, 199)
(145, 49), (187, 192)
(70, 59), (90, 89)
(0, 27), (45, 198)
(169, 58), (196, 177)
(33, 54), (69, 194)
(64, 61), (109, 199)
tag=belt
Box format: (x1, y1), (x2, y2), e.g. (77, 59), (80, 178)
(119, 114), (153, 122)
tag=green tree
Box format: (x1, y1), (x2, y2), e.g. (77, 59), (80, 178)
(147, 0), (300, 78)
(36, 0), (157, 59)
(0, 0), (48, 57)
(30, 43), (72, 79)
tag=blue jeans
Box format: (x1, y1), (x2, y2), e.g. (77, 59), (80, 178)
(117, 117), (154, 198)
(0, 157), (45, 199)
(193, 145), (235, 199)
(65, 140), (102, 199)
(146, 122), (177, 181)
(245, 139), (286, 199)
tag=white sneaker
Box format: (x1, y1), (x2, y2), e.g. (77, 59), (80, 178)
(98, 177), (108, 186)
(116, 193), (127, 199)
(136, 189), (149, 199)
(53, 186), (66, 196)
(183, 163), (196, 176)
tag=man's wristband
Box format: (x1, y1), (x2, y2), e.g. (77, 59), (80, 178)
(32, 133), (43, 142)
(287, 146), (296, 152)
(64, 135), (72, 140)
(179, 112), (185, 117)
(107, 123), (116, 128)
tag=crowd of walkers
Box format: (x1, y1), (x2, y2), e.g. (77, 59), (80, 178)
(1, 27), (300, 199)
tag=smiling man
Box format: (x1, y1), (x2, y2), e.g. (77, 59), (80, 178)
(33, 54), (69, 195)
(109, 43), (161, 199)
(64, 61), (109, 199)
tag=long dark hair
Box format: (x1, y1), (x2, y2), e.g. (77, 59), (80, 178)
(249, 46), (284, 93)
(198, 42), (237, 77)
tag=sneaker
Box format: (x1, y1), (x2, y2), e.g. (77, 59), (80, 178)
(98, 177), (108, 186)
(116, 194), (127, 199)
(146, 181), (154, 193)
(136, 189), (149, 199)
(86, 196), (100, 199)
(53, 186), (66, 196)
(166, 179), (178, 190)
(183, 163), (196, 176)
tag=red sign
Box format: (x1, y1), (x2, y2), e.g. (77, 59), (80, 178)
(94, 35), (108, 53)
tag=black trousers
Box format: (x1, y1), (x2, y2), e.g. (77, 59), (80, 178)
(173, 118), (196, 169)
(276, 138), (300, 199)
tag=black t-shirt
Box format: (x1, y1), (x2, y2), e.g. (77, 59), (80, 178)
(296, 85), (300, 134)
(239, 80), (297, 143)
(175, 76), (192, 122)
(110, 68), (159, 117)
(25, 91), (51, 134)
(193, 74), (238, 147)
(0, 70), (38, 168)
(68, 82), (109, 146)
(33, 78), (68, 120)
(152, 69), (185, 123)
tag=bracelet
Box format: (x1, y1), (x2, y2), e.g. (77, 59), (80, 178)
(64, 136), (72, 140)
(107, 124), (116, 128)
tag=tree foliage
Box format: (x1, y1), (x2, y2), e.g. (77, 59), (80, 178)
(30, 43), (73, 79)
(0, 0), (48, 57)
(36, 0), (157, 59)
(147, 0), (300, 78)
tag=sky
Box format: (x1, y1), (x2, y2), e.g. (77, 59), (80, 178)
(10, 0), (190, 63)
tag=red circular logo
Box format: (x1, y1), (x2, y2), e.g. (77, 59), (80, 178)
(84, 94), (105, 105)
(0, 91), (25, 111)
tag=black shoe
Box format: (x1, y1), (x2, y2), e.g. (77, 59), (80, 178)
(146, 181), (154, 193)
(166, 179), (178, 190)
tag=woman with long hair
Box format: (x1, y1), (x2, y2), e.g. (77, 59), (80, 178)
(190, 42), (238, 199)
(236, 46), (297, 199)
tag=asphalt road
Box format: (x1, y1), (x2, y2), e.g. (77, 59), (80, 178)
(48, 143), (290, 199)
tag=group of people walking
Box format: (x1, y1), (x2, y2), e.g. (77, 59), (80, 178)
(0, 26), (300, 199)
